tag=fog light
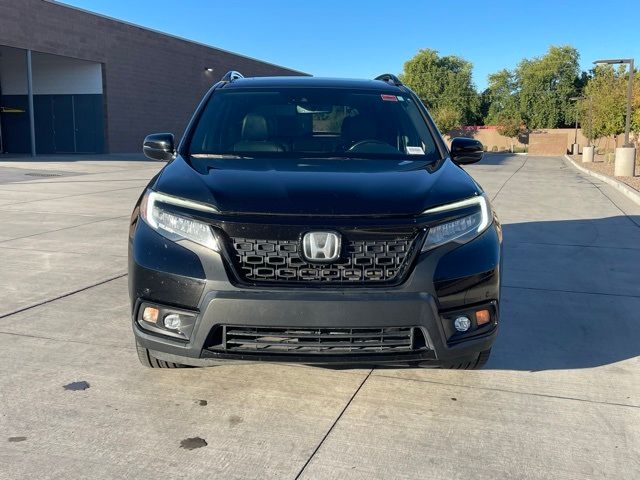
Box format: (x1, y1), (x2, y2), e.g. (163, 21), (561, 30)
(476, 309), (491, 326)
(142, 307), (159, 324)
(163, 314), (181, 330)
(454, 316), (471, 332)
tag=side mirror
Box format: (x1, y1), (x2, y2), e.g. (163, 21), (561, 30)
(143, 133), (175, 161)
(450, 137), (484, 164)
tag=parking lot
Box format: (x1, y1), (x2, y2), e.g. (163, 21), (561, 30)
(0, 153), (639, 479)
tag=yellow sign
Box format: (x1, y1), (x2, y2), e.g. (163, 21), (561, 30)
(0, 107), (25, 113)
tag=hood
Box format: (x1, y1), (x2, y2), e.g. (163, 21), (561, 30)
(153, 155), (480, 217)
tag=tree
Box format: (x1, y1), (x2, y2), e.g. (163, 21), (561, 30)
(582, 66), (627, 141)
(482, 45), (582, 129)
(515, 45), (581, 128)
(400, 49), (480, 131)
(630, 71), (639, 145)
(483, 70), (522, 149)
(483, 69), (519, 125)
(581, 66), (640, 148)
(495, 115), (523, 152)
(432, 105), (463, 133)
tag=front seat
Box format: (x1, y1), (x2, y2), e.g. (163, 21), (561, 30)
(341, 115), (378, 147)
(233, 113), (286, 152)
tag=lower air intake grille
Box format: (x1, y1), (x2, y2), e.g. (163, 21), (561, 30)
(214, 326), (423, 354)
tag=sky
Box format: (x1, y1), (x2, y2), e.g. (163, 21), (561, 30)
(63, 0), (639, 91)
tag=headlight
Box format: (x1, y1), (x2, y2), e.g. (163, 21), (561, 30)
(421, 194), (492, 251)
(140, 190), (220, 251)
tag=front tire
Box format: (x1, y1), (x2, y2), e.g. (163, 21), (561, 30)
(136, 341), (187, 368)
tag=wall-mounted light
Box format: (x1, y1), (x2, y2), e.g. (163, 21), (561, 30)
(204, 67), (214, 72)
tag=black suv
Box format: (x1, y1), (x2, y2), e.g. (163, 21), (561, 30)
(129, 72), (502, 369)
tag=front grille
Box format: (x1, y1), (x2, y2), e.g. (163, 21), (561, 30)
(230, 235), (417, 285)
(212, 326), (423, 354)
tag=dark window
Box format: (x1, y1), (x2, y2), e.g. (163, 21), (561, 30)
(188, 88), (439, 160)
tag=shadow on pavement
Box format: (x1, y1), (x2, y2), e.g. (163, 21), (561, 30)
(489, 215), (640, 371)
(476, 153), (525, 166)
(300, 216), (640, 373)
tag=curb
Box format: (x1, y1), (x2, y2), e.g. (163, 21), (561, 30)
(564, 154), (640, 206)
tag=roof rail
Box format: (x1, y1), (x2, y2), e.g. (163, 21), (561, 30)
(374, 73), (403, 86)
(221, 70), (244, 82)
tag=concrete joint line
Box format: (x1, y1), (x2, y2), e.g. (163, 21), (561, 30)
(293, 369), (373, 480)
(507, 240), (640, 251)
(1, 184), (144, 208)
(0, 208), (112, 218)
(0, 214), (129, 245)
(503, 284), (640, 299)
(564, 154), (640, 207)
(16, 178), (152, 185)
(373, 374), (639, 409)
(490, 156), (529, 202)
(0, 330), (135, 350)
(0, 273), (127, 320)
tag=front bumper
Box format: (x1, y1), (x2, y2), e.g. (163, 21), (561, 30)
(129, 218), (502, 367)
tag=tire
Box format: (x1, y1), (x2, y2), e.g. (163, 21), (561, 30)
(442, 348), (491, 370)
(136, 341), (187, 369)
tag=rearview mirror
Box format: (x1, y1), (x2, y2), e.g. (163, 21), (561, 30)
(450, 137), (483, 165)
(143, 133), (175, 161)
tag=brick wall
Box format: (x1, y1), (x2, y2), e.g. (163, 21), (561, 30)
(448, 127), (526, 151)
(448, 126), (635, 156)
(0, 0), (306, 152)
(527, 131), (568, 155)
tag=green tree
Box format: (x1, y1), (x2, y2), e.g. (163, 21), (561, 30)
(481, 45), (583, 129)
(483, 70), (522, 149)
(581, 66), (639, 147)
(582, 66), (626, 141)
(495, 115), (523, 152)
(515, 45), (581, 128)
(432, 105), (463, 133)
(400, 49), (480, 131)
(483, 69), (519, 125)
(630, 71), (639, 143)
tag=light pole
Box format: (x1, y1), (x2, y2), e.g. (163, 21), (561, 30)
(593, 58), (636, 176)
(569, 96), (585, 153)
(587, 96), (593, 147)
(572, 96), (595, 163)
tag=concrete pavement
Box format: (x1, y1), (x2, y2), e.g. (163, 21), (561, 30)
(0, 154), (638, 479)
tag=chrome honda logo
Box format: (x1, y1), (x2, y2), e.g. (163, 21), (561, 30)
(302, 231), (341, 262)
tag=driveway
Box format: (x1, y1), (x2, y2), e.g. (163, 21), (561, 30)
(0, 154), (638, 479)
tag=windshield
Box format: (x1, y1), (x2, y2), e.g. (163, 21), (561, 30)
(188, 88), (440, 160)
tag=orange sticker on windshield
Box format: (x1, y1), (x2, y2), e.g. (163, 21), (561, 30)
(381, 94), (398, 101)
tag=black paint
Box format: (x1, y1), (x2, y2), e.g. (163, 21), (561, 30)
(180, 437), (207, 450)
(63, 381), (90, 391)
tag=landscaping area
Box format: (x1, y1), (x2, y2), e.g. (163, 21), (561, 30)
(570, 154), (640, 192)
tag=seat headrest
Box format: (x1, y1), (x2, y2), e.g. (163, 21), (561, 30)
(274, 115), (304, 137)
(341, 115), (377, 142)
(241, 113), (269, 141)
